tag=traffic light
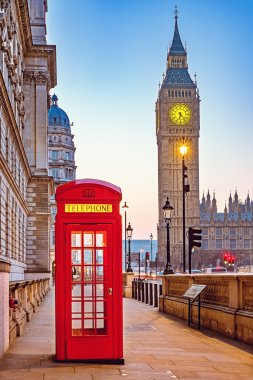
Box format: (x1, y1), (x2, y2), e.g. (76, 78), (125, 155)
(227, 255), (235, 266)
(183, 164), (190, 193)
(223, 253), (228, 264)
(145, 252), (150, 261)
(188, 227), (202, 251)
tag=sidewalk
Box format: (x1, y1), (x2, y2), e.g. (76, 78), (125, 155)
(0, 288), (253, 380)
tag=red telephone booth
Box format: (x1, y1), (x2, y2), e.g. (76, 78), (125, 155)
(55, 179), (123, 363)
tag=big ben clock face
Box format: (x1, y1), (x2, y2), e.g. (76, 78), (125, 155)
(169, 104), (192, 125)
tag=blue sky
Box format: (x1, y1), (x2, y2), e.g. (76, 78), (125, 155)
(47, 0), (253, 238)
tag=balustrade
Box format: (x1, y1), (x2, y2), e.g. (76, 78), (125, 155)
(9, 278), (50, 343)
(159, 273), (253, 345)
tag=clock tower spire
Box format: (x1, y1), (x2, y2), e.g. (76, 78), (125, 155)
(156, 9), (200, 270)
(167, 7), (187, 69)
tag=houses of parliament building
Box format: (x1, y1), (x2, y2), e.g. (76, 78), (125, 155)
(200, 190), (253, 267)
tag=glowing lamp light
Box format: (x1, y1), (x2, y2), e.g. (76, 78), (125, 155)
(179, 145), (188, 156)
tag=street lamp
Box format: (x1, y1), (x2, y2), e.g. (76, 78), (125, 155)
(122, 202), (129, 271)
(179, 143), (190, 273)
(162, 198), (174, 274)
(150, 233), (153, 262)
(126, 222), (133, 273)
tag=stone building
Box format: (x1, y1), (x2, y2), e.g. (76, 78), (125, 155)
(48, 94), (76, 267)
(156, 9), (200, 267)
(198, 190), (253, 268)
(0, 0), (56, 357)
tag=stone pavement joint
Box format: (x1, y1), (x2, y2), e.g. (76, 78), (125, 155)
(0, 288), (253, 379)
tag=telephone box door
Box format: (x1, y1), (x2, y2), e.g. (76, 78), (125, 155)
(66, 223), (113, 359)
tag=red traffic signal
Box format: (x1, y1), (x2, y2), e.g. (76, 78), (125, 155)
(145, 252), (150, 260)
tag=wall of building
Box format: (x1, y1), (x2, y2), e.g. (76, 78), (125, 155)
(0, 0), (56, 358)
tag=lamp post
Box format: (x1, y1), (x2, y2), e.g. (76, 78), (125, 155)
(162, 197), (174, 274)
(179, 143), (189, 273)
(150, 233), (153, 262)
(122, 202), (129, 271)
(126, 222), (133, 273)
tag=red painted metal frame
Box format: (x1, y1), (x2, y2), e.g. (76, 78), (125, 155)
(55, 179), (123, 362)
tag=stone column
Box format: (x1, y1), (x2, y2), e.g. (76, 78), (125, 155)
(0, 259), (10, 358)
(23, 70), (49, 176)
(23, 68), (53, 280)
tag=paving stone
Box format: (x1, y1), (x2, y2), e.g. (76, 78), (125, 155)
(0, 371), (44, 379)
(0, 289), (253, 380)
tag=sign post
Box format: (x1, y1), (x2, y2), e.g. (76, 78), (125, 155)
(182, 284), (207, 329)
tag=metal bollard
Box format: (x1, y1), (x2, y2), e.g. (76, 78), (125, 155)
(134, 279), (137, 300)
(159, 284), (162, 296)
(138, 280), (141, 301)
(149, 283), (153, 305)
(132, 280), (135, 299)
(141, 281), (145, 302)
(154, 283), (158, 307)
(145, 282), (149, 304)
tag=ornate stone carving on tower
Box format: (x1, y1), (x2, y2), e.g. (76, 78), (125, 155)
(156, 9), (200, 269)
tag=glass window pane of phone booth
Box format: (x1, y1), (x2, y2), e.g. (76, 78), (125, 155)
(70, 230), (108, 336)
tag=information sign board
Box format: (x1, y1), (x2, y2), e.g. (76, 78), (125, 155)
(182, 284), (207, 301)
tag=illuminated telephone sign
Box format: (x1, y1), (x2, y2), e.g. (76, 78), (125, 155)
(64, 204), (113, 213)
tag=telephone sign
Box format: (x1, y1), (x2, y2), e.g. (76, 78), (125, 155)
(55, 179), (123, 363)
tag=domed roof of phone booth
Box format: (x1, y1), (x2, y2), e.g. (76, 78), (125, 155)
(55, 178), (122, 201)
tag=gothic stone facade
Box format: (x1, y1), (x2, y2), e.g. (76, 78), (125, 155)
(0, 0), (56, 357)
(197, 191), (253, 269)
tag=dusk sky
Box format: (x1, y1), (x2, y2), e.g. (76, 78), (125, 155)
(47, 0), (253, 239)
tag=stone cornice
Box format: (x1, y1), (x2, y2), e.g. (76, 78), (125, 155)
(30, 175), (54, 195)
(0, 71), (31, 177)
(27, 45), (57, 88)
(0, 157), (30, 214)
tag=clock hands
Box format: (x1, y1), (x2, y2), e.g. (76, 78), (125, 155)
(178, 111), (186, 122)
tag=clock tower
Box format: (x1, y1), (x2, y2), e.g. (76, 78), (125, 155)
(156, 9), (200, 269)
